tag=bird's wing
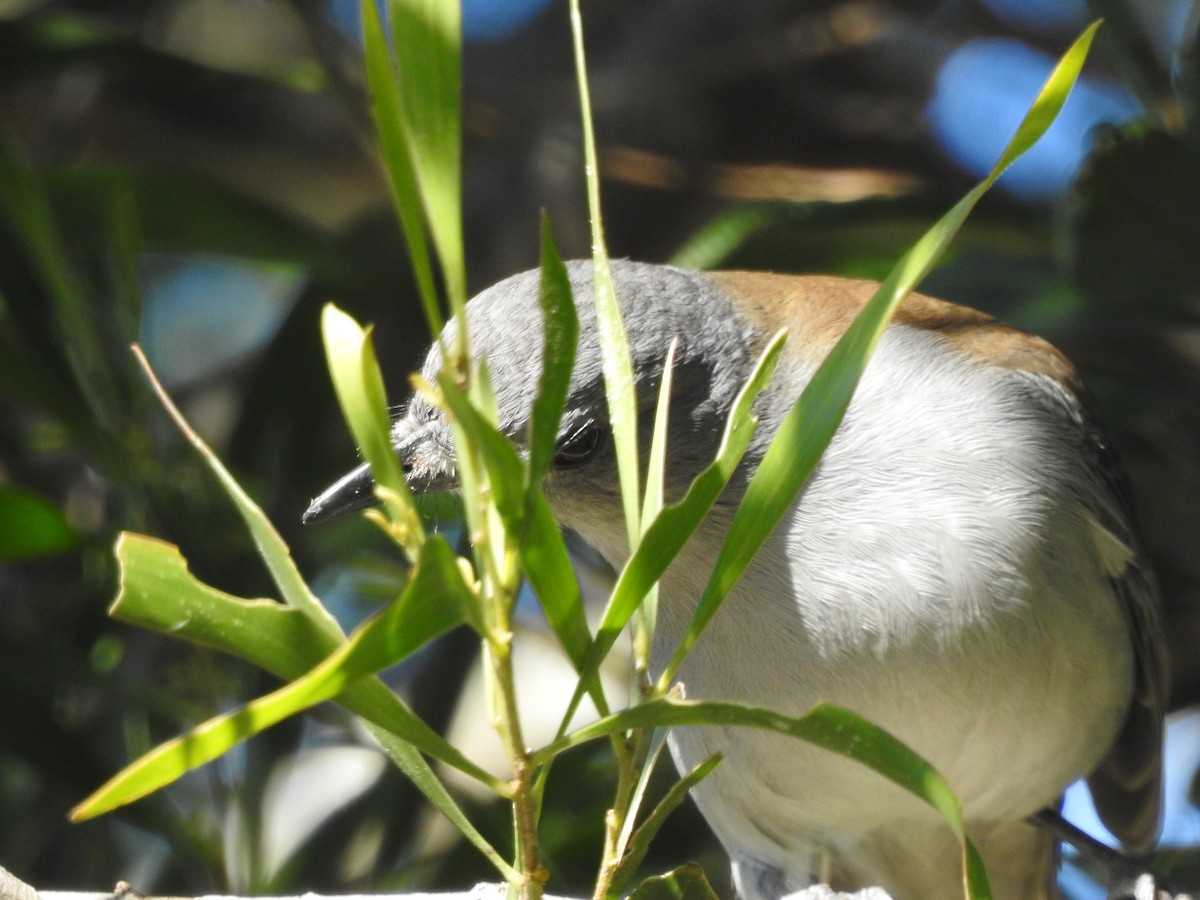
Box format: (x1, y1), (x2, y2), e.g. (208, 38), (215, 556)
(1079, 412), (1167, 852)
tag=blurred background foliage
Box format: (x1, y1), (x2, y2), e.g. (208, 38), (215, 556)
(1, 0), (1199, 897)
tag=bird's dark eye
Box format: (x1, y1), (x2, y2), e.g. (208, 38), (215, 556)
(553, 422), (603, 468)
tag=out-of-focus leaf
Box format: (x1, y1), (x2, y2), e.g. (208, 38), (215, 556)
(0, 13), (322, 89)
(0, 129), (116, 434)
(1181, 14), (1200, 139)
(1065, 127), (1200, 311)
(0, 488), (79, 560)
(43, 171), (350, 281)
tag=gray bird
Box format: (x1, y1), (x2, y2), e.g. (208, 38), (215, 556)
(305, 260), (1165, 900)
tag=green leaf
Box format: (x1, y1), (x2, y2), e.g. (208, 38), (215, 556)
(0, 13), (322, 91)
(557, 329), (787, 735)
(633, 339), (678, 663)
(990, 21), (1101, 176)
(437, 374), (600, 694)
(611, 754), (722, 897)
(360, 0), (441, 336)
(661, 20), (1103, 687)
(87, 533), (513, 876)
(627, 864), (721, 900)
(132, 348), (339, 636)
(0, 488), (79, 560)
(568, 0), (641, 545)
(513, 220), (598, 678)
(321, 303), (426, 546)
(519, 490), (596, 672)
(388, 0), (465, 316)
(322, 305), (407, 493)
(539, 698), (991, 900)
(76, 534), (483, 817)
(437, 371), (526, 517)
(527, 217), (578, 484)
(670, 205), (795, 270)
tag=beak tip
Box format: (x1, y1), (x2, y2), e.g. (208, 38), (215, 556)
(301, 461), (378, 525)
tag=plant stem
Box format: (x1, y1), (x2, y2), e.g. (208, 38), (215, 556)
(591, 729), (642, 900)
(487, 545), (546, 900)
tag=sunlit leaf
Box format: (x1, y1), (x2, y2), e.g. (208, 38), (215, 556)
(360, 0), (441, 335)
(661, 21), (1103, 688)
(387, 0), (465, 316)
(539, 698), (991, 899)
(527, 217), (578, 484)
(132, 348), (338, 634)
(75, 534), (481, 818)
(558, 330), (787, 735)
(86, 532), (512, 875)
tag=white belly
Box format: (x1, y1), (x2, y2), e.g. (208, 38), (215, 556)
(654, 490), (1133, 893)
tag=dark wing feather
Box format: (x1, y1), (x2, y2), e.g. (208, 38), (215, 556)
(1076, 407), (1167, 851)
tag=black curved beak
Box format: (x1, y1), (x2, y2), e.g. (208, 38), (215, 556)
(302, 461), (376, 524)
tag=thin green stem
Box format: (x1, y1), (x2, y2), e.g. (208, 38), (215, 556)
(487, 540), (546, 900)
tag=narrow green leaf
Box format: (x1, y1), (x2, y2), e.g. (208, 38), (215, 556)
(437, 372), (526, 521)
(322, 305), (405, 491)
(538, 698), (990, 900)
(321, 303), (425, 546)
(94, 533), (512, 872)
(0, 129), (121, 442)
(641, 340), (677, 533)
(388, 0), (465, 316)
(518, 490), (596, 673)
(615, 727), (670, 861)
(557, 330), (787, 736)
(438, 374), (600, 699)
(360, 0), (441, 336)
(634, 339), (678, 664)
(992, 22), (1101, 175)
(526, 217), (578, 484)
(568, 0), (640, 545)
(513, 218), (598, 678)
(132, 347), (339, 638)
(611, 754), (722, 897)
(661, 21), (1103, 687)
(76, 535), (479, 819)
